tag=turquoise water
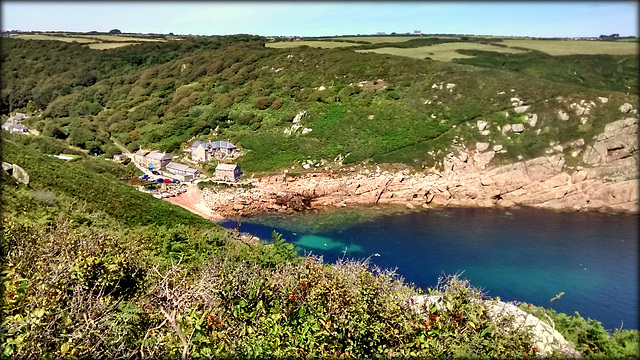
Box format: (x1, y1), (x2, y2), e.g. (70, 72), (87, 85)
(218, 206), (638, 330)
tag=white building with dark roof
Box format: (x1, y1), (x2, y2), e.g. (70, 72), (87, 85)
(1, 122), (29, 134)
(165, 161), (200, 181)
(133, 149), (171, 170)
(190, 140), (237, 161)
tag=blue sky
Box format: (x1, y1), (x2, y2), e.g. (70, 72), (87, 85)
(2, 2), (638, 38)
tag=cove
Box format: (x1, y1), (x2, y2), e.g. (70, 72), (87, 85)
(218, 205), (638, 331)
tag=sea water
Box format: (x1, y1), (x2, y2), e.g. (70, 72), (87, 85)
(218, 206), (638, 330)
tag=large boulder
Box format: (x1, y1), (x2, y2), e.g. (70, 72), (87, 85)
(511, 123), (525, 133)
(476, 142), (490, 152)
(526, 113), (538, 127)
(619, 103), (633, 113)
(558, 110), (570, 121)
(12, 164), (29, 185)
(583, 117), (638, 165)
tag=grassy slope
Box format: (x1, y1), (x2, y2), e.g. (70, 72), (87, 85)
(454, 50), (639, 93)
(1, 135), (214, 228)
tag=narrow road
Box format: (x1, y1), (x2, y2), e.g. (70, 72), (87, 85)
(110, 137), (154, 176)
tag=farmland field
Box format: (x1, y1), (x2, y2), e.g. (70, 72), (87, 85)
(15, 34), (97, 43)
(356, 42), (527, 61)
(266, 41), (356, 49)
(500, 39), (639, 55)
(87, 42), (140, 50)
(74, 34), (166, 42)
(332, 36), (439, 44)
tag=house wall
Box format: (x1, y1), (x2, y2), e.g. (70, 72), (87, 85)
(149, 158), (171, 170)
(192, 145), (209, 162)
(215, 168), (240, 182)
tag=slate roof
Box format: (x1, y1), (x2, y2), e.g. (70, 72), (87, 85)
(211, 141), (236, 150)
(216, 163), (239, 171)
(1, 122), (28, 132)
(191, 140), (236, 150)
(146, 151), (171, 161)
(166, 161), (191, 172)
(191, 140), (207, 150)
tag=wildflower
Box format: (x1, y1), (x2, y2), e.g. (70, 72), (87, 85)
(422, 321), (428, 327)
(289, 295), (296, 301)
(278, 269), (283, 274)
(302, 281), (306, 286)
(452, 320), (457, 325)
(7, 292), (14, 298)
(456, 313), (461, 318)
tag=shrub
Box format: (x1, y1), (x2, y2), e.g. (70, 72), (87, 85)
(271, 99), (283, 109)
(255, 96), (272, 110)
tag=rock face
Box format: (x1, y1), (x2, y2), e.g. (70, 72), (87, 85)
(582, 117), (638, 166)
(409, 295), (579, 358)
(202, 116), (639, 217)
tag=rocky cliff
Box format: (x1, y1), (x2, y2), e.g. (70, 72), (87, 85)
(202, 115), (638, 217)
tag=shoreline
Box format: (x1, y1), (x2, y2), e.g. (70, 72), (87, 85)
(165, 116), (638, 221)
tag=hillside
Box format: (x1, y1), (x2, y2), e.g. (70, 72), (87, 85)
(1, 34), (637, 177)
(2, 133), (637, 358)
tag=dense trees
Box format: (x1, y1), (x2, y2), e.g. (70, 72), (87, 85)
(2, 34), (637, 173)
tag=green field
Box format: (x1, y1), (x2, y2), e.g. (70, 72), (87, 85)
(266, 40), (357, 49)
(356, 42), (527, 61)
(15, 32), (168, 49)
(331, 36), (447, 44)
(500, 39), (639, 55)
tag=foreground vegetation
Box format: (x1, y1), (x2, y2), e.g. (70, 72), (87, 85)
(2, 134), (638, 358)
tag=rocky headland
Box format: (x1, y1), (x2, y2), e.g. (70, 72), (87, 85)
(197, 115), (638, 218)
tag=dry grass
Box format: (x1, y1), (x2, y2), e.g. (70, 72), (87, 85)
(15, 34), (97, 43)
(87, 42), (140, 50)
(74, 34), (166, 42)
(356, 42), (527, 62)
(266, 41), (356, 49)
(500, 39), (639, 55)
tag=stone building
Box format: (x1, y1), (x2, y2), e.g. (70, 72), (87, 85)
(215, 163), (242, 182)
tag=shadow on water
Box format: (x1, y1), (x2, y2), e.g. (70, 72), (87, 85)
(218, 205), (639, 331)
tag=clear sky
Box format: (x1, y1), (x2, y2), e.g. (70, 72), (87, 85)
(2, 1), (638, 38)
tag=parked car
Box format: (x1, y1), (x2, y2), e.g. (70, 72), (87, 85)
(155, 178), (164, 183)
(172, 179), (180, 184)
(138, 174), (148, 180)
(151, 170), (160, 175)
(163, 178), (172, 183)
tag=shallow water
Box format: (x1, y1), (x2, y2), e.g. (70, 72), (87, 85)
(218, 206), (639, 330)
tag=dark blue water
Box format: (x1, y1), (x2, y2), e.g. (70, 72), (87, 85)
(218, 206), (639, 330)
